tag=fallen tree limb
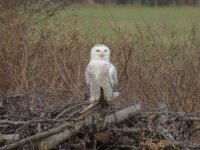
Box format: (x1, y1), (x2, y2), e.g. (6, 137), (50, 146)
(0, 122), (73, 150)
(39, 104), (141, 150)
(0, 120), (27, 126)
(104, 104), (141, 125)
(40, 122), (84, 150)
(3, 100), (200, 150)
(191, 125), (200, 132)
(0, 118), (64, 126)
(65, 109), (81, 120)
(0, 134), (20, 144)
(178, 117), (200, 122)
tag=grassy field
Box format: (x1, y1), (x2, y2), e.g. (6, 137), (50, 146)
(41, 6), (200, 37)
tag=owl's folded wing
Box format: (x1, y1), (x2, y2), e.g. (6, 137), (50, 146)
(85, 67), (90, 86)
(109, 64), (118, 88)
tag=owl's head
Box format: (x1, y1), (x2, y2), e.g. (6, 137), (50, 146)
(90, 44), (110, 61)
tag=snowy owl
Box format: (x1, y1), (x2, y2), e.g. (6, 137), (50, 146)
(85, 44), (119, 104)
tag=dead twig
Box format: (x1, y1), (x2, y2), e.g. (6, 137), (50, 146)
(53, 103), (84, 120)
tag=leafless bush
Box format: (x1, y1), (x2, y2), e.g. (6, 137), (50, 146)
(1, 3), (200, 114)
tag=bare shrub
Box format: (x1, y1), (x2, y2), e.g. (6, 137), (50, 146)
(1, 2), (200, 114)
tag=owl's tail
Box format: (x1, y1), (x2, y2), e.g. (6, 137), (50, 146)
(113, 92), (120, 98)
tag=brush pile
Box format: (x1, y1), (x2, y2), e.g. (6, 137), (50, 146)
(0, 92), (200, 150)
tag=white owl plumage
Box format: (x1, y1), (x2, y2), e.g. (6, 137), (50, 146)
(85, 44), (119, 103)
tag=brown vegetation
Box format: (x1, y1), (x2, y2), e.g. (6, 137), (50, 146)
(1, 4), (200, 111)
(1, 2), (200, 149)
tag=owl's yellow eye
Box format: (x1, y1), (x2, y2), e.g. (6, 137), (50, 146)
(96, 50), (100, 52)
(104, 50), (107, 52)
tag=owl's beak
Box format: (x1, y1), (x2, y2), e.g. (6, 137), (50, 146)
(101, 53), (104, 57)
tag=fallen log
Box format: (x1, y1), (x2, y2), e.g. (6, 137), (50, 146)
(0, 122), (73, 150)
(39, 104), (141, 150)
(104, 104), (141, 125)
(40, 122), (84, 150)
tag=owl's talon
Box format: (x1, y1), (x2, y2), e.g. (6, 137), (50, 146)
(89, 97), (97, 103)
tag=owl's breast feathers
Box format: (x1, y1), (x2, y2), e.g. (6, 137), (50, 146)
(87, 60), (111, 86)
(87, 60), (113, 102)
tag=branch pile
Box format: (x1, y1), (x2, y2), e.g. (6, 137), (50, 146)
(0, 92), (200, 150)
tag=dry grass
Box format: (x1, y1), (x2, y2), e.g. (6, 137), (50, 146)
(1, 3), (200, 114)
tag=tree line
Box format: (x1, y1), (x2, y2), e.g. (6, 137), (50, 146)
(121, 0), (197, 5)
(1, 0), (199, 8)
(62, 0), (198, 6)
